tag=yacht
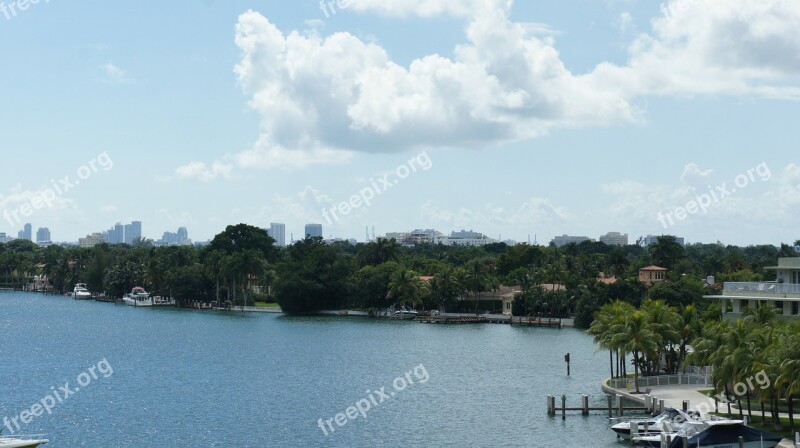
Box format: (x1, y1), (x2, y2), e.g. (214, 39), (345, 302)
(122, 287), (152, 307)
(72, 283), (92, 300)
(0, 434), (50, 447)
(393, 306), (418, 319)
(655, 422), (782, 448)
(611, 408), (701, 440)
(633, 418), (745, 447)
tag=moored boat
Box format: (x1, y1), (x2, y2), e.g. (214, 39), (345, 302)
(0, 434), (50, 447)
(122, 287), (152, 307)
(72, 283), (92, 300)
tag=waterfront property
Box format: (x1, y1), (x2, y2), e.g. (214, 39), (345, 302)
(639, 265), (668, 286)
(707, 257), (800, 320)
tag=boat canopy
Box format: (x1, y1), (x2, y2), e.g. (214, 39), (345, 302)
(669, 423), (782, 448)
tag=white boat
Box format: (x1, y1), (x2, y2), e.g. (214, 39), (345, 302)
(0, 435), (50, 447)
(611, 408), (701, 440)
(393, 306), (418, 319)
(151, 296), (176, 307)
(634, 418), (745, 447)
(122, 287), (152, 307)
(72, 283), (92, 300)
(646, 422), (782, 448)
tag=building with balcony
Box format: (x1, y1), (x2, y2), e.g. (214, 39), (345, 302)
(639, 266), (668, 286)
(707, 257), (800, 320)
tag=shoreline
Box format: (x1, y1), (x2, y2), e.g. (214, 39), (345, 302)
(601, 378), (798, 447)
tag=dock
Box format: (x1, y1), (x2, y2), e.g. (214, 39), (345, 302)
(547, 394), (649, 420)
(510, 316), (562, 328)
(415, 315), (488, 324)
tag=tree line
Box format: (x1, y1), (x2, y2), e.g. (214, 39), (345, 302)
(1, 227), (798, 328)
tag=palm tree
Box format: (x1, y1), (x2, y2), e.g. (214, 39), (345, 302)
(612, 310), (659, 394)
(388, 268), (423, 310)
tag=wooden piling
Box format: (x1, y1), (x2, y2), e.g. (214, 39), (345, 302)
(617, 394), (623, 417)
(682, 400), (689, 412)
(738, 436), (744, 448)
(659, 399), (665, 415)
(607, 394), (613, 418)
(561, 395), (566, 421)
(581, 395), (589, 416)
(547, 395), (555, 416)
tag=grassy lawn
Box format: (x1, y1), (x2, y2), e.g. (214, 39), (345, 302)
(254, 302), (280, 308)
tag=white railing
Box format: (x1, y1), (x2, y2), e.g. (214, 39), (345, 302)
(723, 282), (800, 294)
(608, 374), (711, 390)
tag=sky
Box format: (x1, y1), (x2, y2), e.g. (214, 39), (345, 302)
(0, 0), (799, 246)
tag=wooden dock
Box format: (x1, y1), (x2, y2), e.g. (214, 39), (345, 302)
(547, 394), (649, 420)
(415, 316), (487, 324)
(511, 316), (562, 328)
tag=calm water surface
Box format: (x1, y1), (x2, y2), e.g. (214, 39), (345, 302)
(1, 292), (627, 447)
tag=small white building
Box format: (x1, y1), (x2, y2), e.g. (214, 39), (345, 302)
(708, 257), (800, 319)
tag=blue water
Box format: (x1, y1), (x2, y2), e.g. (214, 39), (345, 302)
(1, 292), (625, 447)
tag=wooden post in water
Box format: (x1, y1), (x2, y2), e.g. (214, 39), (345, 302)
(617, 394), (623, 417)
(582, 395), (589, 416)
(547, 395), (555, 416)
(561, 395), (566, 421)
(607, 394), (613, 418)
(682, 400), (689, 412)
(565, 353), (570, 377)
(659, 399), (665, 415)
(738, 436), (744, 448)
(644, 394), (652, 413)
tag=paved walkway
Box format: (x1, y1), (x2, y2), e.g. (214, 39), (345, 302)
(603, 380), (799, 447)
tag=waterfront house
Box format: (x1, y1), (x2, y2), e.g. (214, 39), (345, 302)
(639, 266), (668, 286)
(706, 257), (800, 320)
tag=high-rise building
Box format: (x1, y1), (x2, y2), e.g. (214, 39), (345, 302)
(79, 233), (105, 248)
(599, 232), (629, 247)
(36, 227), (51, 245)
(305, 224), (323, 238)
(551, 234), (593, 247)
(643, 235), (685, 246)
(268, 223), (286, 247)
(18, 223), (32, 241)
(0, 232), (9, 243)
(157, 227), (192, 246)
(124, 221), (142, 244)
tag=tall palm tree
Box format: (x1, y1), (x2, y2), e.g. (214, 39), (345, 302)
(612, 310), (658, 394)
(388, 268), (423, 310)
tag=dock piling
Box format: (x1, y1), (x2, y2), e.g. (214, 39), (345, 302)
(547, 395), (555, 416)
(682, 400), (689, 412)
(607, 394), (613, 418)
(581, 395), (589, 416)
(659, 399), (665, 415)
(561, 395), (566, 420)
(617, 394), (623, 417)
(738, 436), (744, 448)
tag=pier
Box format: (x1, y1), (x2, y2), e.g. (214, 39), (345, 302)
(415, 315), (488, 324)
(547, 394), (649, 420)
(510, 316), (562, 328)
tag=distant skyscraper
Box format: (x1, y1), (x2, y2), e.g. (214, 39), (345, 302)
(599, 232), (629, 247)
(305, 223), (322, 238)
(18, 223), (32, 241)
(36, 227), (51, 245)
(124, 221), (142, 244)
(269, 223), (286, 247)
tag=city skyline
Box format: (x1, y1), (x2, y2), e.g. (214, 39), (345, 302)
(1, 1), (798, 246)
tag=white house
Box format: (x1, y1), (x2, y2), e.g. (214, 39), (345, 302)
(707, 257), (800, 319)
